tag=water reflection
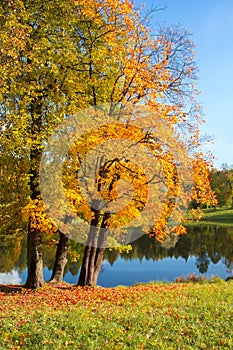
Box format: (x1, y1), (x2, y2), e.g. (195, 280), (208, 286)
(0, 270), (22, 284)
(0, 225), (232, 286)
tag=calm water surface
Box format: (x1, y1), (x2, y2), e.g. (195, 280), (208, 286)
(0, 224), (232, 286)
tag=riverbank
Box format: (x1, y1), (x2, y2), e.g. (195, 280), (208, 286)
(185, 207), (233, 226)
(0, 280), (232, 349)
(201, 208), (233, 225)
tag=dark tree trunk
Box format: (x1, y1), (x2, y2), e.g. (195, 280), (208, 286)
(77, 228), (99, 285)
(92, 247), (105, 286)
(25, 225), (44, 289)
(86, 246), (97, 286)
(78, 245), (92, 286)
(93, 214), (109, 285)
(25, 153), (44, 289)
(25, 102), (44, 289)
(78, 212), (109, 287)
(49, 232), (69, 283)
(77, 204), (100, 286)
(77, 158), (116, 287)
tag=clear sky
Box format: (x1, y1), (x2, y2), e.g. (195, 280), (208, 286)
(136, 0), (233, 168)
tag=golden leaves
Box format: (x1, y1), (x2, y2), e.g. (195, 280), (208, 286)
(22, 199), (57, 234)
(192, 155), (218, 207)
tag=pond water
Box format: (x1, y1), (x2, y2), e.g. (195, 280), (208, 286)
(0, 224), (232, 286)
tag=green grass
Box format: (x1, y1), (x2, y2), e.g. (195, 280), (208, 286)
(201, 207), (233, 224)
(1, 280), (233, 349)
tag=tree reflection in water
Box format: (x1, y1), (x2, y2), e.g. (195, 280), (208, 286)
(0, 225), (232, 285)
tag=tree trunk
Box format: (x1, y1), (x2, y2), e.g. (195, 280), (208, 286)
(92, 247), (105, 286)
(77, 203), (100, 286)
(25, 104), (44, 289)
(25, 224), (44, 289)
(77, 228), (99, 285)
(93, 214), (109, 285)
(86, 246), (97, 286)
(25, 164), (44, 288)
(77, 158), (115, 286)
(78, 212), (109, 287)
(49, 232), (69, 283)
(78, 245), (92, 286)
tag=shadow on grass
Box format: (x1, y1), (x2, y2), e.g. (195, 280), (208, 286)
(0, 284), (23, 295)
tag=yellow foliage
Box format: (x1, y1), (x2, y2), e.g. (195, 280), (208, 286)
(22, 199), (58, 234)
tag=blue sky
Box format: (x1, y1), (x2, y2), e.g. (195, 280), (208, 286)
(136, 0), (233, 168)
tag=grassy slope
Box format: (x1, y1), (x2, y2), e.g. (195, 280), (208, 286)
(202, 208), (233, 221)
(0, 281), (232, 349)
(183, 207), (233, 227)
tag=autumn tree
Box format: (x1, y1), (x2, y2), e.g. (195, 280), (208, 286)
(0, 0), (216, 288)
(0, 0), (88, 287)
(40, 1), (216, 286)
(210, 166), (233, 207)
(190, 155), (218, 210)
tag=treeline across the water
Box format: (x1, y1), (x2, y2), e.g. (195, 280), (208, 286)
(106, 225), (233, 274)
(209, 164), (233, 208)
(1, 225), (232, 280)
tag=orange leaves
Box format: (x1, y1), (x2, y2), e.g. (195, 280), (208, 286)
(63, 122), (150, 231)
(97, 158), (148, 228)
(61, 116), (186, 243)
(192, 155), (218, 207)
(0, 282), (186, 314)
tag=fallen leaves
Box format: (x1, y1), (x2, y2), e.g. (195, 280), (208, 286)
(0, 282), (186, 313)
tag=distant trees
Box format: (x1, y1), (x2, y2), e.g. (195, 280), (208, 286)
(210, 164), (233, 207)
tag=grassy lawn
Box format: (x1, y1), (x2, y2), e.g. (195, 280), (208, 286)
(200, 207), (233, 224)
(0, 280), (232, 349)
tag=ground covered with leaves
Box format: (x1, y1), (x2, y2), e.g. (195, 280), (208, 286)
(0, 280), (232, 349)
